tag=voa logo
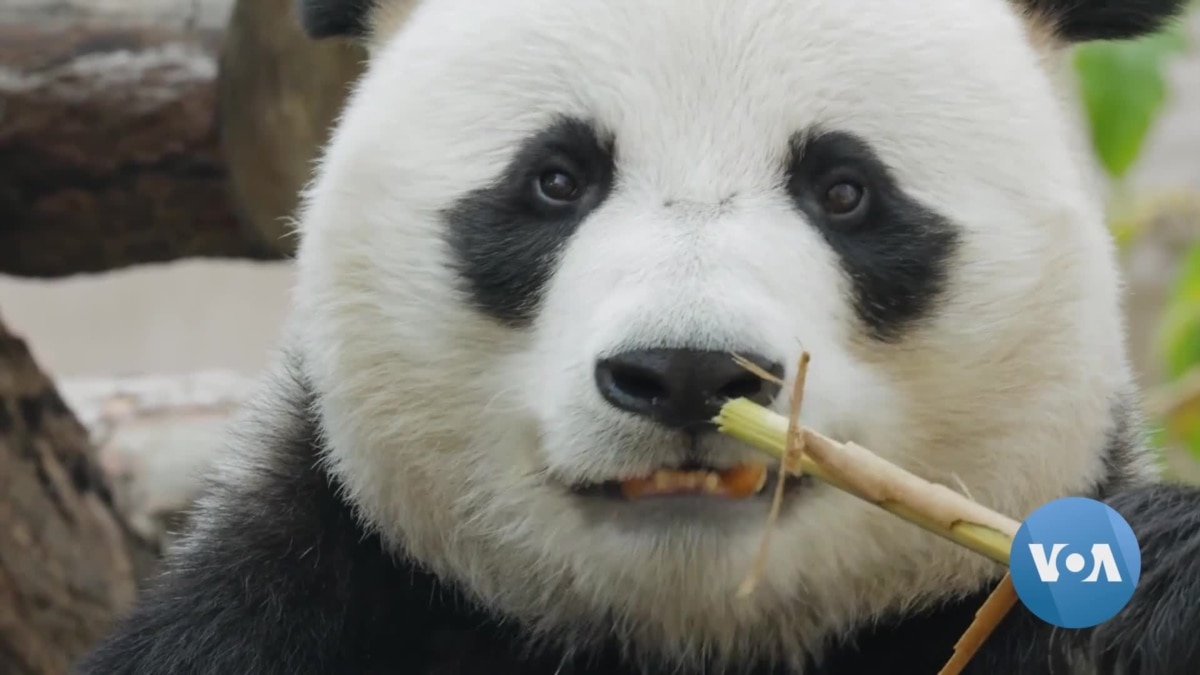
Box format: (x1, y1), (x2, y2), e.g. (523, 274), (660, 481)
(1010, 497), (1142, 628)
(1028, 542), (1122, 583)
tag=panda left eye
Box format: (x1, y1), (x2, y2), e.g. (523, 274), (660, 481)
(534, 168), (583, 204)
(820, 179), (867, 217)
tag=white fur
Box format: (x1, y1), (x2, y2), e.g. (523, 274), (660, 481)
(286, 0), (1141, 668)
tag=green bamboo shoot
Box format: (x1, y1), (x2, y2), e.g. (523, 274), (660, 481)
(713, 397), (1019, 566)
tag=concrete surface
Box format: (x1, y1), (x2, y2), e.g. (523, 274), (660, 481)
(0, 259), (293, 379)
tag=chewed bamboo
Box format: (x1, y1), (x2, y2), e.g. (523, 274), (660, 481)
(713, 398), (1019, 566)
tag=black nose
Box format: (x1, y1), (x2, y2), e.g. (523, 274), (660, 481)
(594, 348), (784, 430)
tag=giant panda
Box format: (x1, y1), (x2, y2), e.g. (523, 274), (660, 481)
(75, 0), (1200, 673)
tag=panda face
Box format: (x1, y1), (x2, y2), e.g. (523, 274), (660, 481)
(293, 0), (1139, 664)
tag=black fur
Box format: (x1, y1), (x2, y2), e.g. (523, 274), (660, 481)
(786, 131), (960, 342)
(295, 0), (376, 39)
(1019, 0), (1189, 41)
(1096, 389), (1154, 499)
(444, 117), (616, 327)
(72, 359), (1200, 675)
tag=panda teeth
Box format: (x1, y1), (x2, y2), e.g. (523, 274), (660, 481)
(704, 473), (721, 492)
(617, 464), (770, 499)
(650, 470), (716, 492)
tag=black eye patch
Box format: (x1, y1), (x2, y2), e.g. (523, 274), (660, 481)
(786, 131), (960, 342)
(296, 0), (376, 39)
(443, 118), (616, 327)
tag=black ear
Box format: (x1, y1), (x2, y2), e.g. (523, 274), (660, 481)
(1020, 0), (1189, 42)
(295, 0), (376, 39)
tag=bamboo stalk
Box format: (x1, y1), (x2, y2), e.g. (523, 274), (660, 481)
(736, 352), (810, 597)
(937, 573), (1019, 675)
(713, 398), (1019, 566)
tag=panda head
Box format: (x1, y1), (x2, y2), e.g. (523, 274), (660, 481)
(289, 0), (1186, 667)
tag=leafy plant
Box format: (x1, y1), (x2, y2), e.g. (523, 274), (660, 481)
(1070, 14), (1200, 464)
(1157, 237), (1200, 458)
(1073, 24), (1189, 181)
(1160, 244), (1200, 380)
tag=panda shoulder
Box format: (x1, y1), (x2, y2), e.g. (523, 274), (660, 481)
(73, 352), (452, 673)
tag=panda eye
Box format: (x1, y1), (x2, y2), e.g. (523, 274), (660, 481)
(535, 168), (583, 204)
(821, 179), (867, 217)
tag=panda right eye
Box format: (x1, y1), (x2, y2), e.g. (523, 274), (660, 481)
(534, 168), (583, 204)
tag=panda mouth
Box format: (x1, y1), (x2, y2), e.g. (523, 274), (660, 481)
(572, 462), (809, 500)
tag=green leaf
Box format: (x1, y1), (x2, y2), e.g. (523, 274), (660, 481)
(1157, 241), (1200, 462)
(1164, 395), (1200, 463)
(1073, 25), (1189, 180)
(1158, 243), (1200, 381)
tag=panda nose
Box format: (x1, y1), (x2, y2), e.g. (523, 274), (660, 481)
(594, 348), (784, 430)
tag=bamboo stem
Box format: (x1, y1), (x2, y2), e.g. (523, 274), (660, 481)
(937, 573), (1019, 675)
(713, 398), (1019, 566)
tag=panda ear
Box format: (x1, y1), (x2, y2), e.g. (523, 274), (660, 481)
(1018, 0), (1189, 42)
(295, 0), (377, 39)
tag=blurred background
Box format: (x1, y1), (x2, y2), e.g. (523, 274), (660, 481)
(1, 1), (1199, 674)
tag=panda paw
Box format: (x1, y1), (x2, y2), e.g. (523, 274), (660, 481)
(1069, 483), (1200, 675)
